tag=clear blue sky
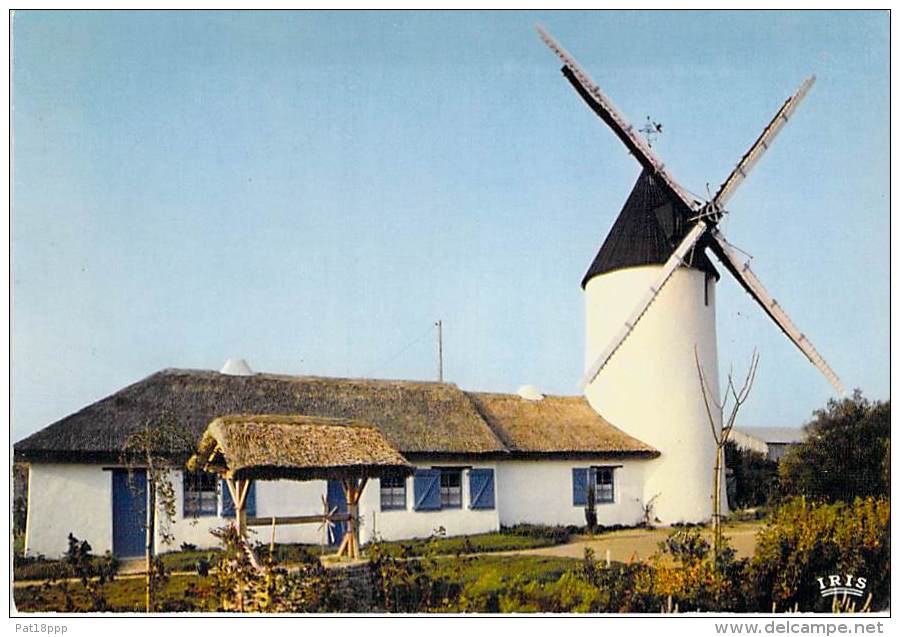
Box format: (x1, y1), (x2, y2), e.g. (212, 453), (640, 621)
(12, 10), (889, 441)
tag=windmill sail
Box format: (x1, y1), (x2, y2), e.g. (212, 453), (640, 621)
(537, 26), (700, 213)
(709, 230), (845, 394)
(713, 76), (816, 207)
(540, 28), (842, 394)
(581, 220), (708, 388)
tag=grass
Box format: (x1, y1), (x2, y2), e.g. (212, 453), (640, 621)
(433, 554), (579, 599)
(158, 549), (221, 573)
(14, 553), (580, 613)
(13, 554), (116, 582)
(14, 573), (215, 612)
(373, 531), (564, 558)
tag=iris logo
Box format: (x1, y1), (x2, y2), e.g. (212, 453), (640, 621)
(816, 574), (867, 598)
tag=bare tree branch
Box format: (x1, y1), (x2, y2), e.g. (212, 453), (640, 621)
(695, 345), (721, 445)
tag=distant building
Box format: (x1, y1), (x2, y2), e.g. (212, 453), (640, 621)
(732, 427), (807, 462)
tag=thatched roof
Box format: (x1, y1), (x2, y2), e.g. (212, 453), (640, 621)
(187, 415), (415, 482)
(468, 392), (658, 457)
(14, 369), (506, 462)
(14, 368), (657, 463)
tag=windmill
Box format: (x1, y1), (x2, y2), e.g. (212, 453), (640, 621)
(538, 27), (843, 523)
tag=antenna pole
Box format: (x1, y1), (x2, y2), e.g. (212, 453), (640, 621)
(435, 320), (443, 382)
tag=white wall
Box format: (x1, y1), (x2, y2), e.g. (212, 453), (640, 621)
(496, 459), (649, 528)
(359, 463), (500, 543)
(25, 463), (113, 558)
(23, 462), (501, 557)
(584, 267), (725, 524)
(162, 476), (333, 551)
(27, 457), (659, 558)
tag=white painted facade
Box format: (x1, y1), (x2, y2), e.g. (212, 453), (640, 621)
(584, 266), (724, 524)
(358, 462), (500, 543)
(24, 458), (651, 558)
(496, 458), (649, 528)
(25, 463), (113, 559)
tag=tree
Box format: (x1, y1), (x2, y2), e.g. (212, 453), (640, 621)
(779, 391), (889, 502)
(696, 347), (759, 562)
(120, 419), (194, 612)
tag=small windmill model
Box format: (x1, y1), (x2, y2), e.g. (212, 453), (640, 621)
(318, 495), (338, 554)
(538, 26), (844, 395)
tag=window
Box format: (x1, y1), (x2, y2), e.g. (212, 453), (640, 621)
(380, 475), (407, 511)
(594, 467), (615, 504)
(183, 471), (218, 517)
(439, 469), (462, 509)
(573, 466), (617, 505)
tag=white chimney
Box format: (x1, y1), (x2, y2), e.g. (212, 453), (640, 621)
(516, 385), (544, 401)
(220, 358), (254, 376)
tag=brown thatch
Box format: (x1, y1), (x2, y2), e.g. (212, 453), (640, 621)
(187, 414), (415, 482)
(14, 367), (659, 463)
(14, 369), (507, 462)
(468, 392), (658, 457)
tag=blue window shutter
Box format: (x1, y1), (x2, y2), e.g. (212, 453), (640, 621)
(413, 469), (441, 511)
(469, 469), (495, 510)
(245, 482), (256, 517)
(221, 479), (235, 517)
(221, 480), (255, 517)
(573, 468), (588, 506)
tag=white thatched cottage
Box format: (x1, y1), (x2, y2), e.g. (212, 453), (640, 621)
(14, 366), (658, 558)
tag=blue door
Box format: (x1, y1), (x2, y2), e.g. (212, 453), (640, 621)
(112, 469), (147, 558)
(326, 480), (347, 547)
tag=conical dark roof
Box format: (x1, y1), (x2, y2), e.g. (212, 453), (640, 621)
(581, 170), (718, 288)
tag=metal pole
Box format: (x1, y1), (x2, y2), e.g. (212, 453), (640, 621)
(436, 320), (443, 382)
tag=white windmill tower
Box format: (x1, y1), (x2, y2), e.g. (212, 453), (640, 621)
(539, 28), (845, 524)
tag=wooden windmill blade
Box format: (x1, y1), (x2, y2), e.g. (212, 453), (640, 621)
(712, 75), (816, 207)
(537, 26), (701, 213)
(580, 220), (709, 388)
(708, 229), (845, 394)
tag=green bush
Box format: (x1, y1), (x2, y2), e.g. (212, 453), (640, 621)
(748, 496), (889, 611)
(500, 524), (571, 544)
(496, 550), (651, 613)
(207, 525), (334, 612)
(367, 533), (461, 612)
(726, 440), (779, 509)
(779, 392), (889, 502)
(14, 534), (118, 583)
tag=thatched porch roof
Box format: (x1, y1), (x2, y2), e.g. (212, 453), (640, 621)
(187, 414), (415, 482)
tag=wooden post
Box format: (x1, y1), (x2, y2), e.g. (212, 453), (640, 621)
(145, 479), (156, 613)
(337, 477), (368, 559)
(225, 476), (260, 585)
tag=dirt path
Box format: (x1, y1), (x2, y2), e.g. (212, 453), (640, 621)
(481, 523), (762, 563)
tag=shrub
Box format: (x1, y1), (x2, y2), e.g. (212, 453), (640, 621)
(14, 535), (118, 584)
(725, 440), (779, 509)
(748, 496), (889, 612)
(779, 392), (889, 502)
(367, 532), (460, 612)
(630, 528), (749, 612)
(206, 525), (333, 612)
(500, 524), (571, 544)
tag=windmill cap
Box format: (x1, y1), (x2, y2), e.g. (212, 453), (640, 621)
(517, 385), (544, 401)
(220, 358), (254, 376)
